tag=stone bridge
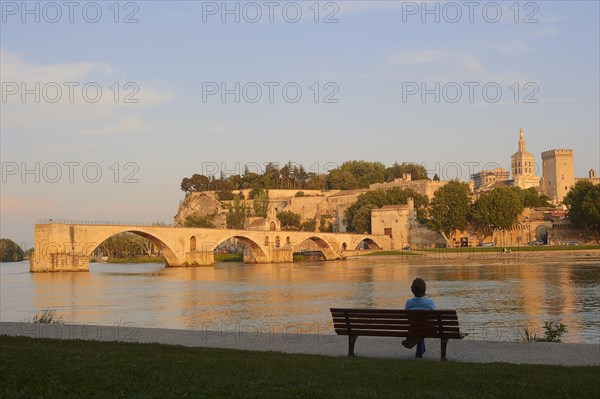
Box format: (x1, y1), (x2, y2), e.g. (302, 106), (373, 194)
(30, 221), (392, 272)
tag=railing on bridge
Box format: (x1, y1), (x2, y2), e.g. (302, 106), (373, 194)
(36, 219), (174, 227)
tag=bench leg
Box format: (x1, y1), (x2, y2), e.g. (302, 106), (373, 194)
(348, 335), (357, 357)
(440, 338), (449, 361)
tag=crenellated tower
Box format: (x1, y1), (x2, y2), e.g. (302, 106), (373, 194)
(541, 149), (575, 204)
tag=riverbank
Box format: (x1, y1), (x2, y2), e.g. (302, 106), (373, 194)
(94, 256), (166, 264)
(357, 246), (600, 260)
(2, 322), (598, 366)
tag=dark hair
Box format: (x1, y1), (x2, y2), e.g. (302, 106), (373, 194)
(411, 278), (426, 297)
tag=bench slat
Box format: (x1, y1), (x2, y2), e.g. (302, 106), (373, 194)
(331, 308), (458, 315)
(332, 317), (459, 325)
(333, 323), (461, 331)
(334, 329), (465, 339)
(331, 312), (457, 319)
(333, 323), (460, 331)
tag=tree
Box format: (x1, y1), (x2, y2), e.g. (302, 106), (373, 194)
(292, 165), (309, 188)
(226, 195), (249, 229)
(242, 169), (262, 189)
(516, 187), (552, 207)
(470, 187), (524, 243)
(0, 238), (24, 262)
(253, 189), (269, 217)
(583, 185), (600, 239)
(184, 215), (215, 228)
(325, 169), (357, 190)
(301, 218), (317, 232)
(280, 162), (293, 189)
(386, 162), (429, 181)
(190, 174), (210, 192)
(262, 162), (280, 188)
(352, 205), (377, 234)
(180, 177), (193, 193)
(564, 181), (600, 242)
(277, 211), (302, 230)
(216, 190), (234, 201)
(427, 181), (471, 245)
(326, 161), (387, 189)
(96, 233), (154, 258)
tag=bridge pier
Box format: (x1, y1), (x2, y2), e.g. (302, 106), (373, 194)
(184, 251), (215, 266)
(270, 248), (294, 263)
(243, 250), (270, 263)
(30, 252), (90, 272)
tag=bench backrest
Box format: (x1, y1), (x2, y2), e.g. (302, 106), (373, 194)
(330, 308), (464, 339)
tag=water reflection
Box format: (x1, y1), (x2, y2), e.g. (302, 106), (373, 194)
(1, 255), (598, 343)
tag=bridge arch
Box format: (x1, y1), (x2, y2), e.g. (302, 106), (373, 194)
(298, 236), (339, 261)
(214, 235), (269, 263)
(88, 229), (180, 267)
(356, 238), (381, 250)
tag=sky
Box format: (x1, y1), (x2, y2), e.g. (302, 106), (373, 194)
(1, 0), (599, 248)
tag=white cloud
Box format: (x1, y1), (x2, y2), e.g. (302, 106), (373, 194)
(386, 50), (454, 66)
(65, 116), (151, 136)
(495, 40), (531, 56)
(0, 48), (171, 140)
(0, 49), (115, 83)
(373, 49), (532, 85)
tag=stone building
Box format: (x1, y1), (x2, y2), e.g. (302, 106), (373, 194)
(245, 203), (281, 231)
(370, 198), (446, 248)
(540, 149), (575, 204)
(511, 128), (539, 189)
(575, 168), (600, 185)
(471, 168), (511, 194)
(370, 201), (414, 250)
(368, 173), (446, 198)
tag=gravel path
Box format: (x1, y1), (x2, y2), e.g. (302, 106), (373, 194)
(2, 322), (598, 366)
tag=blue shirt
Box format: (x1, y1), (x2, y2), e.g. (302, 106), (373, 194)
(405, 297), (436, 310)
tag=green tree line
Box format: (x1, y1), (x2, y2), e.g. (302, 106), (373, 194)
(0, 239), (25, 262)
(180, 161), (430, 194)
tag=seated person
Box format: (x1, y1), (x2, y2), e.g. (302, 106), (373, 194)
(402, 278), (435, 358)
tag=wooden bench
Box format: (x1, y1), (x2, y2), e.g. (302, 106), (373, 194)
(330, 308), (467, 360)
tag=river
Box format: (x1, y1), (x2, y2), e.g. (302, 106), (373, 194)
(1, 253), (599, 343)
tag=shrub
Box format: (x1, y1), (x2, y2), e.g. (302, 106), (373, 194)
(30, 309), (65, 324)
(522, 321), (567, 343)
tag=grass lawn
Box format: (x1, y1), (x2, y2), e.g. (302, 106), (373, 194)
(1, 336), (598, 398)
